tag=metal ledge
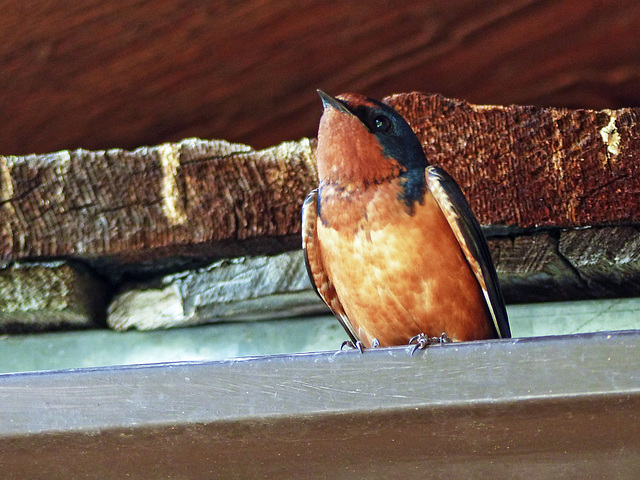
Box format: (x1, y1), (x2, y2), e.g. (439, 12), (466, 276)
(1, 330), (639, 478)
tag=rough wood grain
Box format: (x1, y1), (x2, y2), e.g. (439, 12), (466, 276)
(2, 1), (640, 155)
(3, 98), (640, 266)
(0, 261), (107, 331)
(490, 233), (586, 303)
(1, 138), (315, 265)
(3, 94), (640, 330)
(107, 227), (640, 330)
(388, 93), (640, 227)
(108, 251), (324, 330)
(559, 226), (640, 297)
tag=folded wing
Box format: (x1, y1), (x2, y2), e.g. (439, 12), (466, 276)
(426, 167), (511, 338)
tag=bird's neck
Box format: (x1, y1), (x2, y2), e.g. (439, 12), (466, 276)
(317, 168), (427, 229)
(316, 117), (405, 185)
(398, 168), (427, 210)
(317, 178), (399, 230)
(318, 155), (405, 186)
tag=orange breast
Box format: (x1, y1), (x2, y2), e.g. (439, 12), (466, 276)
(317, 179), (493, 348)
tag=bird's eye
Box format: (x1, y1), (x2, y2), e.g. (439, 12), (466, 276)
(373, 115), (392, 133)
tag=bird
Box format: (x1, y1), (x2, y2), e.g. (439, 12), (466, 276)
(302, 90), (510, 349)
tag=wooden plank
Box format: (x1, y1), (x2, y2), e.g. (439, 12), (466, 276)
(559, 226), (640, 296)
(387, 93), (640, 226)
(107, 228), (640, 329)
(108, 250), (325, 330)
(2, 1), (640, 155)
(3, 101), (640, 266)
(0, 261), (106, 330)
(3, 93), (640, 327)
(0, 330), (638, 478)
(1, 138), (315, 264)
(1, 226), (637, 332)
(489, 232), (586, 303)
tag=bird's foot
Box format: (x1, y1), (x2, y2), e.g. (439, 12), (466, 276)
(340, 338), (379, 353)
(341, 340), (365, 353)
(408, 333), (452, 355)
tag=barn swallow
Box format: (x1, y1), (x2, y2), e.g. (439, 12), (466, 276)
(302, 90), (510, 349)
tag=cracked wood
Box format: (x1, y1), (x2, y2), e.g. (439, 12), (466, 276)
(2, 96), (640, 265)
(1, 138), (316, 263)
(386, 93), (640, 227)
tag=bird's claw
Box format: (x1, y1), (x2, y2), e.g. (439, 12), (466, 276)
(408, 333), (452, 355)
(340, 338), (379, 353)
(341, 340), (365, 353)
(437, 332), (452, 344)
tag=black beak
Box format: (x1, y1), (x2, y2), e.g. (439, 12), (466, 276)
(317, 90), (353, 116)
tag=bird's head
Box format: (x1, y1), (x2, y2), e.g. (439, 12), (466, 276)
(315, 91), (429, 186)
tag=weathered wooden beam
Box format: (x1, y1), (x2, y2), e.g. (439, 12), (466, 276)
(388, 93), (640, 227)
(1, 331), (638, 478)
(559, 226), (640, 296)
(3, 98), (640, 264)
(1, 138), (315, 263)
(0, 261), (107, 331)
(107, 227), (640, 329)
(3, 95), (640, 330)
(108, 250), (323, 330)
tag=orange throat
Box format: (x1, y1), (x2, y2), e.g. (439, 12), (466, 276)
(316, 106), (404, 185)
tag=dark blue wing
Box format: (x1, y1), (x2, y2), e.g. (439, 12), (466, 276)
(426, 166), (511, 338)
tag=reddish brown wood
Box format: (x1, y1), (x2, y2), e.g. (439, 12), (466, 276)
(388, 93), (640, 226)
(2, 1), (640, 155)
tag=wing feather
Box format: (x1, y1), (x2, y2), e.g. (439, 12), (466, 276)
(302, 190), (359, 344)
(426, 167), (511, 338)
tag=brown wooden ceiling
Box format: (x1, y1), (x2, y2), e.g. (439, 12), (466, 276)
(2, 0), (640, 155)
